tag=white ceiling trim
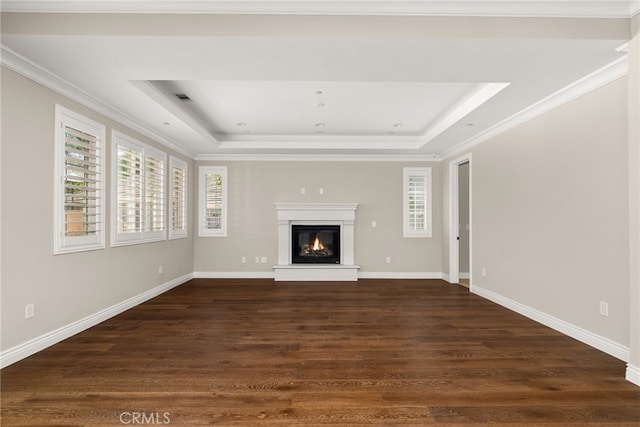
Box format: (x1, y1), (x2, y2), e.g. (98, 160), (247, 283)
(1, 1), (639, 18)
(417, 82), (510, 148)
(217, 138), (420, 150)
(195, 153), (441, 162)
(3, 39), (628, 163)
(141, 79), (508, 151)
(132, 80), (220, 148)
(441, 54), (629, 160)
(0, 44), (195, 158)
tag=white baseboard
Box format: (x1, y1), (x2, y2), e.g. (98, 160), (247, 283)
(471, 284), (630, 362)
(193, 271), (448, 280)
(11, 273), (631, 377)
(460, 272), (470, 279)
(0, 273), (193, 369)
(193, 271), (275, 279)
(358, 272), (445, 279)
(627, 364), (640, 386)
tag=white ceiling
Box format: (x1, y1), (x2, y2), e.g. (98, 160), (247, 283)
(1, 1), (637, 159)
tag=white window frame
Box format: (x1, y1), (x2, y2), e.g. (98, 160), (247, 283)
(403, 167), (432, 238)
(111, 131), (167, 246)
(169, 156), (188, 240)
(53, 105), (106, 254)
(198, 166), (228, 237)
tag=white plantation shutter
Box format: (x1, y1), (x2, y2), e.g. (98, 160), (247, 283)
(54, 106), (106, 254)
(64, 128), (101, 236)
(199, 166), (227, 237)
(408, 174), (426, 230)
(112, 132), (166, 245)
(403, 167), (432, 237)
(145, 153), (164, 232)
(169, 157), (188, 239)
(116, 144), (143, 234)
(205, 173), (223, 229)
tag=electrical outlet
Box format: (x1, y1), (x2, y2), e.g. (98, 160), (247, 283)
(481, 267), (487, 277)
(319, 188), (324, 195)
(158, 264), (163, 274)
(260, 256), (268, 264)
(600, 301), (609, 317)
(372, 221), (377, 228)
(300, 187), (306, 195)
(241, 256), (247, 264)
(386, 256), (391, 264)
(25, 304), (35, 319)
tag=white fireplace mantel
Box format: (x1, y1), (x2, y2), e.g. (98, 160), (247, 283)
(273, 203), (359, 281)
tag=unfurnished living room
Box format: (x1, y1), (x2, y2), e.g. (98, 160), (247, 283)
(2, 1), (640, 425)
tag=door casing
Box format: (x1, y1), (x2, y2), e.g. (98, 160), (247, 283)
(449, 153), (472, 285)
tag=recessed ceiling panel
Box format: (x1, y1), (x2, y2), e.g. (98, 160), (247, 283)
(150, 80), (488, 138)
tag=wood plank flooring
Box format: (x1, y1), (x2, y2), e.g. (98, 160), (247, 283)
(2, 278), (640, 426)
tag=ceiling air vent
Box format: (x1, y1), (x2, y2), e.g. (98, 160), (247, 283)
(175, 93), (191, 101)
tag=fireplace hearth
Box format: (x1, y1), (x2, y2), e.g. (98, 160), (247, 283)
(292, 225), (340, 264)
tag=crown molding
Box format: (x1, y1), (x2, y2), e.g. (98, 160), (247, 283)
(132, 80), (220, 149)
(1, 35), (632, 164)
(0, 45), (195, 159)
(418, 82), (510, 148)
(217, 138), (420, 151)
(195, 153), (441, 162)
(1, 1), (639, 18)
(441, 54), (629, 160)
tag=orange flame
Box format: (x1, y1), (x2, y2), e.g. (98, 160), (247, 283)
(312, 236), (324, 251)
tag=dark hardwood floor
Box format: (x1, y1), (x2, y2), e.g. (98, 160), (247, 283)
(2, 278), (640, 426)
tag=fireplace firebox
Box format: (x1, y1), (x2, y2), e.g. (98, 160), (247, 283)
(291, 225), (341, 264)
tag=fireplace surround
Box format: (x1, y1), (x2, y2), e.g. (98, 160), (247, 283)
(273, 203), (359, 281)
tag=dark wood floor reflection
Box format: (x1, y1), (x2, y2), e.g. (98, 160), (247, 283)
(2, 279), (640, 425)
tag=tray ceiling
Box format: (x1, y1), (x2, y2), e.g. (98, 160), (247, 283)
(0, 1), (635, 159)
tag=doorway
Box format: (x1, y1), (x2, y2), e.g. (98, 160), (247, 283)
(449, 154), (472, 287)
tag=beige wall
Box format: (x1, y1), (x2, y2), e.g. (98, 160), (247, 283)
(628, 13), (640, 381)
(468, 76), (629, 346)
(194, 161), (442, 274)
(1, 68), (194, 352)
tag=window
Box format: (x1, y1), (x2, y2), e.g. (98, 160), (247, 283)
(198, 166), (227, 237)
(169, 156), (188, 239)
(403, 167), (432, 238)
(112, 131), (166, 246)
(54, 105), (106, 254)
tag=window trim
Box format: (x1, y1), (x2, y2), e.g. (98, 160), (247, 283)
(198, 166), (228, 237)
(403, 167), (432, 238)
(169, 156), (188, 240)
(111, 131), (167, 247)
(53, 105), (106, 254)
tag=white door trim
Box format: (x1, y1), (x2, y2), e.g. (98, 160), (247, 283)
(449, 153), (472, 285)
